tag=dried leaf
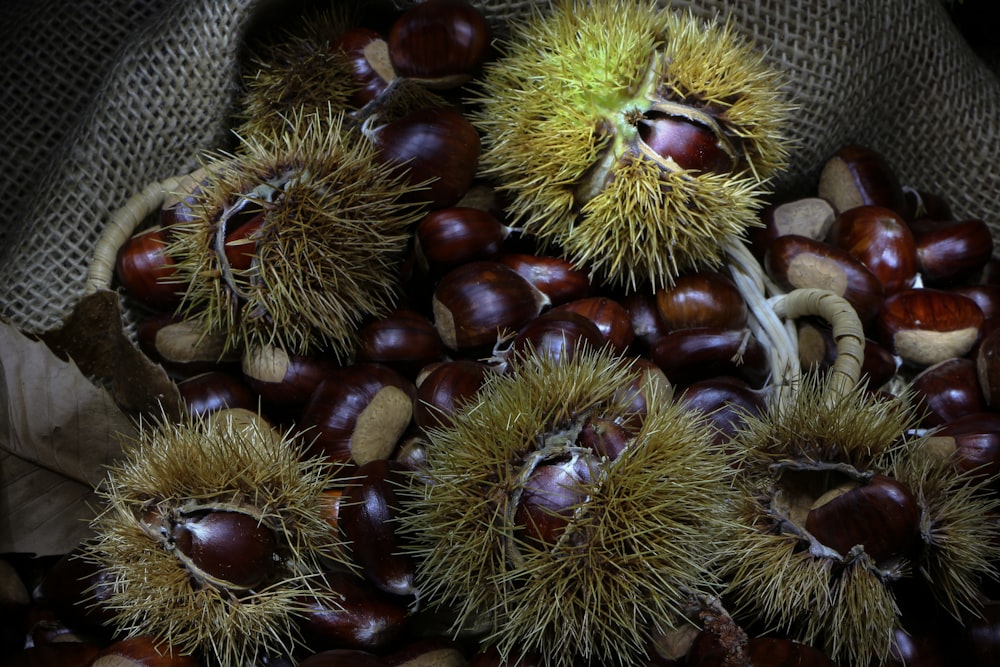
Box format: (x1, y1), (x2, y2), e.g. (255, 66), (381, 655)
(0, 320), (137, 555)
(40, 289), (182, 421)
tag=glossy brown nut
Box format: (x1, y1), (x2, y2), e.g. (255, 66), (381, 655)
(550, 296), (635, 353)
(171, 509), (278, 589)
(298, 570), (410, 652)
(388, 0), (491, 87)
(750, 196), (837, 261)
(961, 601), (1000, 666)
(355, 309), (446, 379)
(765, 234), (884, 324)
(910, 218), (995, 286)
(383, 636), (467, 667)
(902, 188), (953, 223)
(506, 310), (606, 367)
(912, 357), (984, 427)
(300, 363), (416, 465)
(222, 210), (264, 272)
(678, 377), (767, 446)
(432, 260), (549, 352)
(804, 474), (920, 565)
(498, 252), (593, 306)
(137, 314), (238, 378)
(115, 226), (184, 309)
(371, 107), (481, 209)
(622, 289), (671, 353)
(414, 359), (493, 431)
(817, 143), (907, 216)
(879, 625), (950, 667)
(414, 207), (511, 271)
(636, 113), (733, 173)
(877, 288), (984, 367)
(339, 459), (417, 597)
(177, 371), (258, 418)
(241, 344), (339, 409)
(610, 357), (674, 429)
(827, 205), (918, 294)
(514, 458), (592, 545)
(654, 271), (748, 332)
(91, 636), (201, 666)
(1, 643), (103, 667)
(577, 415), (633, 461)
(332, 28), (394, 108)
(38, 546), (117, 637)
(649, 327), (770, 388)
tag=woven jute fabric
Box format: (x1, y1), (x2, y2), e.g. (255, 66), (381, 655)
(1, 0), (998, 334)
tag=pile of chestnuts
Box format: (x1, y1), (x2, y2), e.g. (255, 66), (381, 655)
(6, 1), (1000, 667)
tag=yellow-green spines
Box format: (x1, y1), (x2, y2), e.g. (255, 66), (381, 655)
(471, 0), (791, 289)
(86, 410), (347, 666)
(723, 373), (1000, 666)
(169, 108), (426, 357)
(401, 346), (740, 667)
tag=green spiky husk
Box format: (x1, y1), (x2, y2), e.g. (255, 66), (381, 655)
(470, 0), (791, 289)
(86, 410), (347, 666)
(169, 109), (426, 357)
(723, 372), (1000, 666)
(400, 346), (741, 667)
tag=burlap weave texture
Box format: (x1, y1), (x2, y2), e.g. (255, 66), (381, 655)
(1, 0), (997, 334)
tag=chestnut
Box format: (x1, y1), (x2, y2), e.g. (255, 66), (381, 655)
(300, 363), (417, 465)
(383, 636), (467, 667)
(804, 474), (920, 566)
(223, 210), (264, 272)
(749, 196), (836, 260)
(622, 289), (671, 353)
(910, 217), (994, 286)
(355, 308), (446, 379)
(177, 370), (258, 418)
(649, 326), (770, 388)
(678, 377), (767, 446)
(432, 260), (550, 352)
(514, 458), (593, 545)
(978, 327), (1000, 410)
(498, 252), (593, 305)
(115, 225), (184, 310)
(550, 296), (635, 353)
(636, 111), (734, 173)
(765, 234), (884, 324)
(504, 309), (606, 367)
(339, 459), (417, 598)
(576, 415), (633, 461)
(876, 288), (984, 367)
(369, 106), (481, 209)
(2, 643), (102, 667)
(912, 357), (984, 427)
(38, 546), (117, 637)
(414, 206), (512, 271)
(653, 271), (748, 332)
(796, 320), (897, 390)
(333, 27), (394, 109)
(298, 570), (410, 652)
(961, 601), (1000, 666)
(414, 359), (494, 431)
(241, 343), (339, 410)
(297, 649), (388, 667)
(171, 509), (278, 589)
(387, 0), (491, 88)
(137, 314), (238, 378)
(827, 205), (918, 295)
(817, 143), (907, 216)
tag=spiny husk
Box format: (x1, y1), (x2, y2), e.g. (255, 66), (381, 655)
(169, 107), (427, 357)
(400, 345), (741, 667)
(86, 409), (347, 666)
(892, 447), (1000, 620)
(724, 372), (922, 665)
(470, 0), (791, 289)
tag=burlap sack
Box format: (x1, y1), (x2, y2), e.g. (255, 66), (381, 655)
(1, 0), (998, 335)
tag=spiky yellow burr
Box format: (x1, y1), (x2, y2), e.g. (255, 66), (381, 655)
(399, 345), (741, 667)
(85, 409), (348, 666)
(470, 0), (792, 289)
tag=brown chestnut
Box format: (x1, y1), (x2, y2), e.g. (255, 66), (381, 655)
(387, 0), (491, 88)
(355, 308), (446, 379)
(817, 143), (907, 216)
(339, 459), (417, 598)
(912, 357), (984, 427)
(654, 271), (748, 332)
(505, 309), (606, 367)
(177, 370), (258, 418)
(827, 205), (918, 294)
(414, 359), (494, 431)
(300, 363), (417, 465)
(749, 196), (836, 261)
(298, 570), (410, 652)
(414, 206), (511, 271)
(137, 314), (238, 378)
(171, 509), (278, 589)
(333, 28), (394, 109)
(241, 344), (339, 410)
(877, 288), (984, 367)
(115, 226), (184, 310)
(650, 326), (770, 388)
(804, 474), (920, 565)
(910, 217), (994, 286)
(550, 296), (635, 353)
(432, 260), (550, 352)
(91, 636), (201, 666)
(498, 252), (593, 305)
